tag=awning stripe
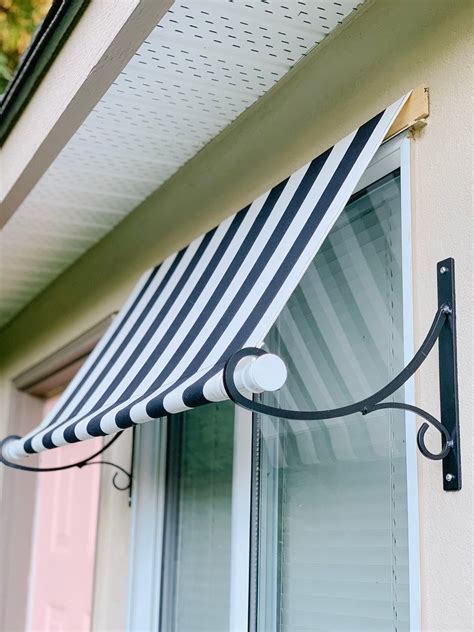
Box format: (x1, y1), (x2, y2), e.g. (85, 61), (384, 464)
(4, 95), (408, 461)
(35, 258), (173, 430)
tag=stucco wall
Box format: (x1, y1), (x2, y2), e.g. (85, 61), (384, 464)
(0, 0), (472, 630)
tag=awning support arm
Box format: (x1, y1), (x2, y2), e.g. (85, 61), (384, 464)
(224, 258), (461, 491)
(0, 429), (133, 497)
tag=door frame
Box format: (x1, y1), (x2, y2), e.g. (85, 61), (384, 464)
(0, 315), (114, 632)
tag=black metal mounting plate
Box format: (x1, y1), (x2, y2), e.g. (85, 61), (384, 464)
(438, 258), (461, 491)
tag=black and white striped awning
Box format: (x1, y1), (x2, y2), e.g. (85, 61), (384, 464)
(3, 96), (407, 462)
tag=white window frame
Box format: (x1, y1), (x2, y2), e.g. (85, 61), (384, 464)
(126, 419), (168, 631)
(126, 134), (420, 632)
(357, 134), (420, 631)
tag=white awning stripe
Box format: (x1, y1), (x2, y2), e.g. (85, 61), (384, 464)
(4, 95), (408, 461)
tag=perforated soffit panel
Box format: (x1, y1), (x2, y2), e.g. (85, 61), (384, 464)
(0, 0), (363, 328)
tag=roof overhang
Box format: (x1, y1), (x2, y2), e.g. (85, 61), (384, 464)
(0, 0), (90, 146)
(0, 0), (174, 226)
(0, 0), (370, 328)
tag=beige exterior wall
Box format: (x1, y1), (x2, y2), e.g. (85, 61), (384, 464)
(0, 0), (472, 630)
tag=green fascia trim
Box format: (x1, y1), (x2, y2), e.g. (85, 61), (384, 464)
(0, 0), (90, 146)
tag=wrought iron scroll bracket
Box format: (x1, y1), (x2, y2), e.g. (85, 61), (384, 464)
(0, 430), (133, 498)
(223, 258), (461, 491)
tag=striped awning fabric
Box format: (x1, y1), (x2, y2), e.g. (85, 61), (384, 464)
(3, 95), (407, 461)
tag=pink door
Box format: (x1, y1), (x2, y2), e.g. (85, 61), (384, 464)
(28, 395), (102, 632)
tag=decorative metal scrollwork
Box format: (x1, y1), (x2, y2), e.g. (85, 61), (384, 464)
(76, 459), (133, 491)
(223, 259), (461, 491)
(0, 430), (133, 494)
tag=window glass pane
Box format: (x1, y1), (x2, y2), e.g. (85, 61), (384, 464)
(255, 171), (410, 631)
(162, 401), (234, 632)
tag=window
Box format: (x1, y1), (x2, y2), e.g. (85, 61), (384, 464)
(127, 138), (418, 632)
(127, 401), (249, 632)
(252, 168), (411, 631)
(160, 402), (235, 632)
